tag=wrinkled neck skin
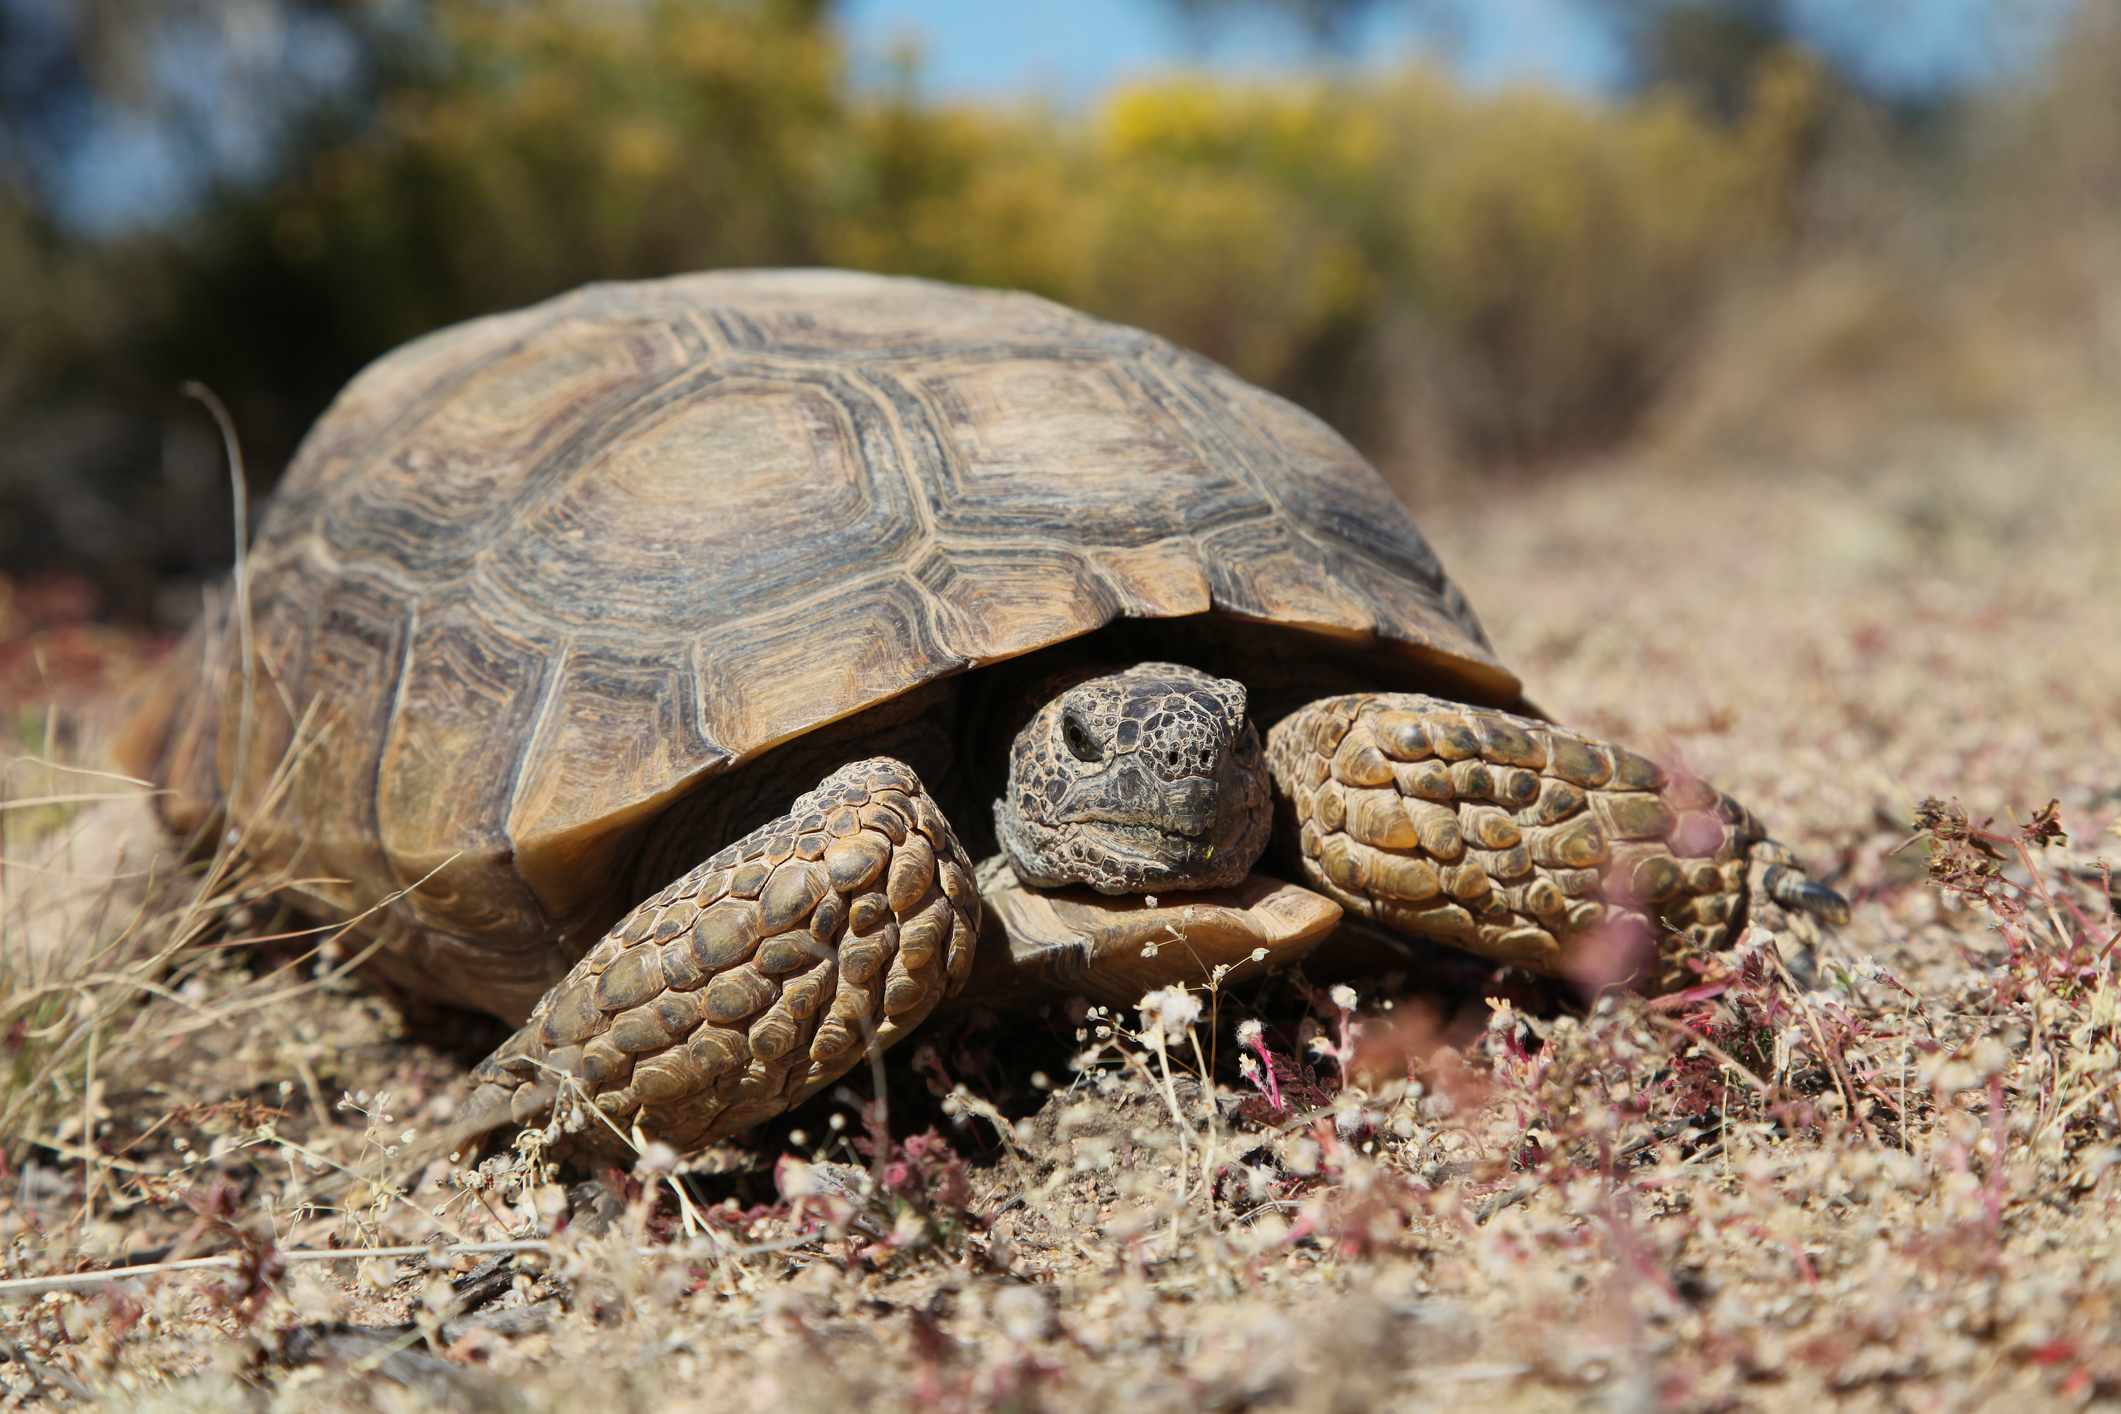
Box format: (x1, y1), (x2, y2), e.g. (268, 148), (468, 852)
(993, 662), (1271, 895)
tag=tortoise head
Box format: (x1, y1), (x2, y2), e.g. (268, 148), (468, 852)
(994, 663), (1271, 894)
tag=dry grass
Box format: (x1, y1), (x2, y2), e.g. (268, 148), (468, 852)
(0, 408), (2117, 1411)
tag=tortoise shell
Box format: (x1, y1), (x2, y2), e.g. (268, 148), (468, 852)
(130, 269), (1521, 1016)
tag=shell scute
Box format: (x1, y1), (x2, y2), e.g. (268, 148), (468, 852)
(148, 270), (1516, 1023)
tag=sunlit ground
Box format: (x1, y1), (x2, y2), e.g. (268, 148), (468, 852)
(1, 394), (2115, 1409)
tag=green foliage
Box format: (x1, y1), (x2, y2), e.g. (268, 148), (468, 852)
(249, 0), (844, 348)
(154, 0), (849, 454)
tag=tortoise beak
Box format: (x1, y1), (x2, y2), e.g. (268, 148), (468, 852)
(1166, 775), (1220, 838)
(1070, 760), (1220, 839)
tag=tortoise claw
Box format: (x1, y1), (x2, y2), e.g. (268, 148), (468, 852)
(1763, 864), (1851, 926)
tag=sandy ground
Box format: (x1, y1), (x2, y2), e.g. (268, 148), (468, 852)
(1, 415), (2117, 1412)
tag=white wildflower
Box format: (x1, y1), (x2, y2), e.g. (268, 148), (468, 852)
(1329, 983), (1358, 1012)
(634, 1140), (680, 1178)
(1138, 985), (1203, 1039)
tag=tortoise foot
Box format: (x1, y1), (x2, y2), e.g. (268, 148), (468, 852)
(447, 758), (981, 1160)
(1265, 694), (1847, 994)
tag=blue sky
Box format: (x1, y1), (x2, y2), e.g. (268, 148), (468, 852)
(838, 0), (1620, 98)
(836, 0), (2068, 104)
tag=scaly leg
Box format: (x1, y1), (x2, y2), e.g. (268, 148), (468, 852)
(448, 758), (980, 1159)
(1266, 695), (1846, 993)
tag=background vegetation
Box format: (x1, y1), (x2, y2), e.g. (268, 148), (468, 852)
(1, 0), (2117, 621)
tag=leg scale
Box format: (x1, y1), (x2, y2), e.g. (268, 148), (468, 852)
(452, 757), (981, 1160)
(1267, 695), (1844, 993)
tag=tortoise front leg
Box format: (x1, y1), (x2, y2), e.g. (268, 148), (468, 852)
(1265, 695), (1846, 993)
(447, 758), (980, 1160)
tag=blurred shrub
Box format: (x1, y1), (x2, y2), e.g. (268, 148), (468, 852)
(1646, 4), (2121, 464)
(834, 60), (1819, 474)
(248, 0), (842, 345)
(1967, 1), (2121, 325)
(166, 0), (846, 442)
(0, 183), (216, 616)
(3, 0), (1833, 608)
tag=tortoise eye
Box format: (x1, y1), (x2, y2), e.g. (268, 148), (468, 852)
(1062, 713), (1101, 763)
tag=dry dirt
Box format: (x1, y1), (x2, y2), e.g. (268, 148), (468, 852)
(1, 416), (2117, 1412)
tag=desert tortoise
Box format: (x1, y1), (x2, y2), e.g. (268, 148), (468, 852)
(124, 269), (1845, 1157)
